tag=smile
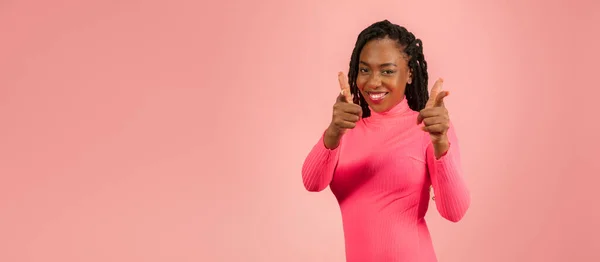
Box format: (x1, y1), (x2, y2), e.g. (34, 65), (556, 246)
(367, 91), (388, 102)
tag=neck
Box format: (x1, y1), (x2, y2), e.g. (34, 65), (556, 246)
(368, 96), (411, 120)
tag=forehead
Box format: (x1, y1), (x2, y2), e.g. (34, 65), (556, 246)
(359, 38), (406, 64)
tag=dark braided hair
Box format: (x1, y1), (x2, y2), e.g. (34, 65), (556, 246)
(348, 20), (429, 117)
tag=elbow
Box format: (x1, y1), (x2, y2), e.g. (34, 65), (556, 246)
(442, 210), (467, 223)
(304, 183), (327, 192)
(301, 175), (328, 192)
(440, 195), (471, 223)
(301, 162), (329, 192)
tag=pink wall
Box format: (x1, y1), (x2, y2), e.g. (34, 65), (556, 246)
(1, 0), (599, 261)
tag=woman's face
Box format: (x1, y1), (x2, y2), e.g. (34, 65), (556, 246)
(356, 37), (412, 113)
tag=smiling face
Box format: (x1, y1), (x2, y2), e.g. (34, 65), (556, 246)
(356, 37), (412, 113)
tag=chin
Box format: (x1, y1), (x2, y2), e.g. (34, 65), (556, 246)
(365, 97), (403, 113)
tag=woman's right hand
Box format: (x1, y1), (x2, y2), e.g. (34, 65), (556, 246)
(324, 72), (363, 149)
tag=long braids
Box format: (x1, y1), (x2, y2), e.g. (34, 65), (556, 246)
(347, 20), (429, 117)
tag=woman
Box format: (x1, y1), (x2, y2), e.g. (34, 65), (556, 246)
(301, 20), (471, 262)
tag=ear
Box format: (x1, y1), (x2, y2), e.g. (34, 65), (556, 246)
(407, 69), (413, 84)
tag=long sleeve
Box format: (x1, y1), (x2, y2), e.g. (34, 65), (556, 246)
(301, 131), (342, 192)
(426, 122), (471, 222)
(303, 98), (469, 261)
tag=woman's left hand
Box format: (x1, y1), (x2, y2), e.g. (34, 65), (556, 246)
(417, 78), (450, 158)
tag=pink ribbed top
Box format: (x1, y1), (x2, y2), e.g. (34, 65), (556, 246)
(301, 97), (470, 262)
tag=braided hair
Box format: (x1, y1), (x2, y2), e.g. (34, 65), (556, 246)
(348, 20), (429, 117)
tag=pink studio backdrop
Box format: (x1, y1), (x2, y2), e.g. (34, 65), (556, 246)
(1, 0), (599, 261)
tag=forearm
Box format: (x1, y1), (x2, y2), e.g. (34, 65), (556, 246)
(323, 126), (343, 150)
(427, 126), (470, 222)
(301, 130), (342, 192)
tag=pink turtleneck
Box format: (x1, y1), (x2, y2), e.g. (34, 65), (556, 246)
(301, 97), (470, 262)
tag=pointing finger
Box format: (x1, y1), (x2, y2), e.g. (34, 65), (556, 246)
(337, 72), (350, 91)
(426, 78), (444, 108)
(338, 72), (353, 104)
(336, 91), (355, 103)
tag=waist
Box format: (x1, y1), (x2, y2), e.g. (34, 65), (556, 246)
(341, 219), (436, 262)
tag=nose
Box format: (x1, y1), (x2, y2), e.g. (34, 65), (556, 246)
(366, 73), (382, 89)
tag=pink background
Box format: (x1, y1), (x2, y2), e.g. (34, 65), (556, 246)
(1, 0), (599, 261)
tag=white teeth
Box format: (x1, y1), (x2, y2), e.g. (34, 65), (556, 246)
(369, 92), (387, 100)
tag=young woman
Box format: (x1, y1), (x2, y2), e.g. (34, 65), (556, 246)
(301, 20), (471, 262)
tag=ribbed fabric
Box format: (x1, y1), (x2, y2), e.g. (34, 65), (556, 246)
(301, 97), (470, 262)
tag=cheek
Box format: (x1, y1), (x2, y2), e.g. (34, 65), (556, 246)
(355, 76), (367, 91)
(383, 77), (405, 92)
(391, 86), (406, 97)
(390, 76), (408, 92)
(391, 83), (406, 93)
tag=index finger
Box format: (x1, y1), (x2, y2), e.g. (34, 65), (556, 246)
(338, 72), (353, 104)
(426, 78), (444, 108)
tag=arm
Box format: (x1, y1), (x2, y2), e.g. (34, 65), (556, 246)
(302, 71), (360, 192)
(426, 122), (471, 222)
(301, 130), (342, 192)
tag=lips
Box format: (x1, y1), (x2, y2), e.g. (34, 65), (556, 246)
(367, 91), (388, 102)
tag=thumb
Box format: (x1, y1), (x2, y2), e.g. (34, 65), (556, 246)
(434, 90), (449, 107)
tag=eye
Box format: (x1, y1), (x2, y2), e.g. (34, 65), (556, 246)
(359, 68), (369, 73)
(382, 70), (396, 75)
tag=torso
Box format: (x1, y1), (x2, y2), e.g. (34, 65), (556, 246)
(329, 100), (438, 262)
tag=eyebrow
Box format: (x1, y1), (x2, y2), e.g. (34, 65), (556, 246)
(359, 61), (397, 67)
